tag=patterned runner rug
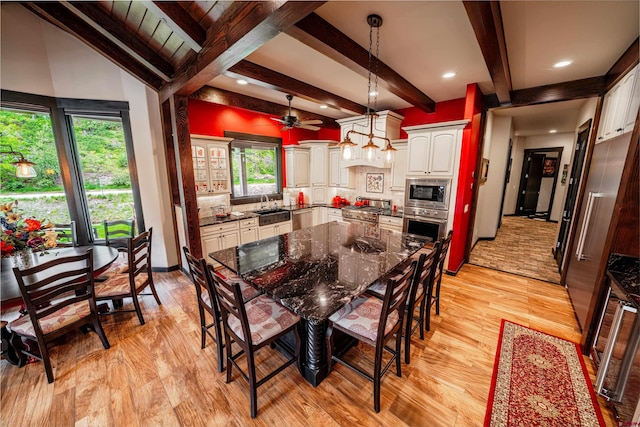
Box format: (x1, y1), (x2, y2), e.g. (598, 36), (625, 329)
(484, 320), (605, 426)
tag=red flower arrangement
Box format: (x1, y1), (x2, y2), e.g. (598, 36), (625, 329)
(0, 202), (54, 257)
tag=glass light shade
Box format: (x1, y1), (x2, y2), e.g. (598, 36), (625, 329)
(14, 159), (37, 178)
(362, 139), (379, 162)
(342, 144), (352, 160)
(381, 143), (397, 166)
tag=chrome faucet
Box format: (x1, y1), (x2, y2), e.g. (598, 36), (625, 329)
(260, 194), (270, 209)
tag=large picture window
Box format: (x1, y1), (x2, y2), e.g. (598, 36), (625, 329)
(1, 90), (143, 244)
(225, 132), (282, 205)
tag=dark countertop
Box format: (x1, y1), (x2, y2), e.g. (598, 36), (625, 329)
(199, 212), (259, 227)
(607, 253), (640, 308)
(208, 221), (430, 324)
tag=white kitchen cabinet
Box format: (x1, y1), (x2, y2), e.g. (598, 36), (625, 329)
(200, 222), (240, 255)
(378, 215), (403, 232)
(284, 146), (310, 188)
(312, 207), (328, 225)
(239, 218), (258, 244)
(191, 136), (232, 195)
(403, 121), (467, 178)
(258, 220), (292, 240)
(328, 147), (355, 188)
(327, 207), (344, 223)
(390, 140), (408, 191)
(300, 141), (336, 204)
(597, 64), (640, 142)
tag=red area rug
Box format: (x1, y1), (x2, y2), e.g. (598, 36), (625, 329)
(484, 320), (605, 427)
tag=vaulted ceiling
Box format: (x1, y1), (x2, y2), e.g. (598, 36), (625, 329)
(21, 1), (639, 134)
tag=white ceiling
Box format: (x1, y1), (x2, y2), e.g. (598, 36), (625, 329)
(493, 99), (588, 137)
(209, 0), (639, 135)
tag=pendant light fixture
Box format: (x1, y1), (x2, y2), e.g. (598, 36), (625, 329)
(0, 144), (37, 178)
(338, 14), (394, 164)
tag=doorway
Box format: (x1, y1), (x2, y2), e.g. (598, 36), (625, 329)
(515, 147), (563, 220)
(554, 120), (592, 267)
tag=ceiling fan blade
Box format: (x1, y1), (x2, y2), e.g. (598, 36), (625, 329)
(281, 126), (292, 131)
(270, 117), (287, 124)
(298, 124), (321, 131)
(299, 119), (323, 125)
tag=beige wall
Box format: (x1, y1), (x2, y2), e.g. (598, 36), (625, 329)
(1, 3), (178, 268)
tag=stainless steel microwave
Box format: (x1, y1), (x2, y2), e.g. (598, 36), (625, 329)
(404, 178), (451, 210)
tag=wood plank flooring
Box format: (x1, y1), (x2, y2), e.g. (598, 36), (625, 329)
(0, 265), (617, 426)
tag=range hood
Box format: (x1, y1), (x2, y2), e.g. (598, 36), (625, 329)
(336, 110), (404, 168)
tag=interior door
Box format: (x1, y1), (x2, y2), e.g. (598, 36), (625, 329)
(555, 121), (591, 267)
(516, 153), (545, 216)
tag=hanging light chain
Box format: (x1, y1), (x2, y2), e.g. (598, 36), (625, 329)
(374, 21), (380, 113)
(367, 19), (374, 115)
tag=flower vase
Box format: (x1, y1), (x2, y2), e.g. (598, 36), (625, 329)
(11, 249), (34, 269)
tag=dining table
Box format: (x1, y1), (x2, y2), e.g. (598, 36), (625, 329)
(208, 221), (430, 386)
(0, 245), (120, 304)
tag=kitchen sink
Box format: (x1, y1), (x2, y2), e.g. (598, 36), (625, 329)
(254, 208), (291, 226)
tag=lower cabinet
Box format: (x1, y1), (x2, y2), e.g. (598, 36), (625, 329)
(201, 222), (240, 255)
(313, 207), (328, 225)
(258, 220), (292, 240)
(239, 218), (259, 244)
(327, 208), (344, 223)
(378, 215), (403, 232)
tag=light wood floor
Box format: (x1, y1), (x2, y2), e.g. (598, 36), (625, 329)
(1, 265), (616, 426)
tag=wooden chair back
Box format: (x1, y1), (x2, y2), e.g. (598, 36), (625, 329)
(104, 219), (135, 252)
(209, 265), (250, 345)
(415, 241), (441, 297)
(51, 221), (77, 247)
(377, 257), (416, 342)
(126, 228), (152, 281)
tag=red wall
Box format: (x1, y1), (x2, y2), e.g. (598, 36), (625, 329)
(397, 98), (466, 138)
(448, 84), (484, 272)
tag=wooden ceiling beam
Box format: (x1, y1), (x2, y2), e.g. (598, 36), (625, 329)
(605, 37), (639, 90)
(160, 1), (326, 102)
(510, 76), (606, 107)
(227, 60), (367, 115)
(463, 1), (512, 105)
(144, 1), (206, 52)
(23, 2), (164, 89)
(191, 86), (339, 129)
(67, 1), (174, 78)
(286, 13), (436, 113)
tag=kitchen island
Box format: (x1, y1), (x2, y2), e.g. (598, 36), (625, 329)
(208, 221), (429, 385)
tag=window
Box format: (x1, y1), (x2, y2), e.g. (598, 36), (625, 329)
(1, 90), (144, 244)
(225, 132), (282, 205)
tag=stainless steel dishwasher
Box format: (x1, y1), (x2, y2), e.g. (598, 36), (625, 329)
(292, 208), (313, 230)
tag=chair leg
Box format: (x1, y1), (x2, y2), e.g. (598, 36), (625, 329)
(404, 308), (412, 365)
(37, 337), (54, 383)
(426, 296), (433, 332)
(198, 306), (207, 349)
(418, 298), (426, 340)
(395, 329), (403, 377)
(435, 278), (442, 315)
(325, 324), (335, 372)
(246, 347), (258, 418)
(92, 316), (111, 349)
(373, 342), (384, 413)
(224, 333), (233, 384)
(131, 294), (146, 325)
(11, 333), (28, 367)
(213, 318), (225, 373)
(148, 275), (162, 306)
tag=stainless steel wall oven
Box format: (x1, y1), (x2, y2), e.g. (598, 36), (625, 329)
(402, 207), (448, 241)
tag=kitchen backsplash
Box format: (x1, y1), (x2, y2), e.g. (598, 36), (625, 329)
(196, 165), (405, 218)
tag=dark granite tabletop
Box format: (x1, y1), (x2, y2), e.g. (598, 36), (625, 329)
(208, 221), (430, 324)
(607, 253), (640, 308)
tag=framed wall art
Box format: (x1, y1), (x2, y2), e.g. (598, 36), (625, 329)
(366, 173), (384, 193)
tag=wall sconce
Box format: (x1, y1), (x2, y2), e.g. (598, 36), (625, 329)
(0, 144), (37, 178)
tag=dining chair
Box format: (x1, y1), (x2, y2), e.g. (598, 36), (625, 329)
(327, 256), (416, 412)
(209, 264), (301, 418)
(426, 230), (453, 331)
(50, 221), (78, 247)
(96, 219), (136, 282)
(9, 248), (110, 383)
(94, 228), (161, 325)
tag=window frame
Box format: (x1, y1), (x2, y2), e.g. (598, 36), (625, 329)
(224, 131), (283, 206)
(1, 89), (144, 244)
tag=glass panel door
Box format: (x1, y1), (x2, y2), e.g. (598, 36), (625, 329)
(70, 115), (135, 238)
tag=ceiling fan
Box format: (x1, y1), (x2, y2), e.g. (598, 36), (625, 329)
(271, 95), (323, 131)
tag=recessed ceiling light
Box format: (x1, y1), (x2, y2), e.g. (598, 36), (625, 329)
(369, 91), (378, 97)
(549, 129), (557, 133)
(442, 72), (456, 79)
(319, 105), (328, 109)
(553, 60), (572, 68)
(236, 79), (248, 85)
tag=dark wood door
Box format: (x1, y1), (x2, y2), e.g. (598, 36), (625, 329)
(516, 153), (545, 216)
(555, 121), (591, 267)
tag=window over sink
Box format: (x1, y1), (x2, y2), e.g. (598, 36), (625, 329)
(225, 131), (283, 205)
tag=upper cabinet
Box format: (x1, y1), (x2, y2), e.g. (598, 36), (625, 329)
(299, 141), (337, 204)
(597, 64), (640, 143)
(336, 111), (404, 168)
(191, 136), (232, 195)
(329, 147), (355, 188)
(390, 140), (408, 191)
(284, 146), (310, 188)
(404, 121), (467, 177)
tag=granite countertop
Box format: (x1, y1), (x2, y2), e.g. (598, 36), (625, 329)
(208, 221), (429, 324)
(199, 212), (258, 227)
(607, 253), (640, 308)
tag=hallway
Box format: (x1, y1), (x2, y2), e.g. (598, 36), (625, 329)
(469, 216), (562, 284)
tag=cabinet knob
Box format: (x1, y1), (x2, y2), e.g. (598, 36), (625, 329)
(616, 128), (623, 132)
(598, 137), (603, 140)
